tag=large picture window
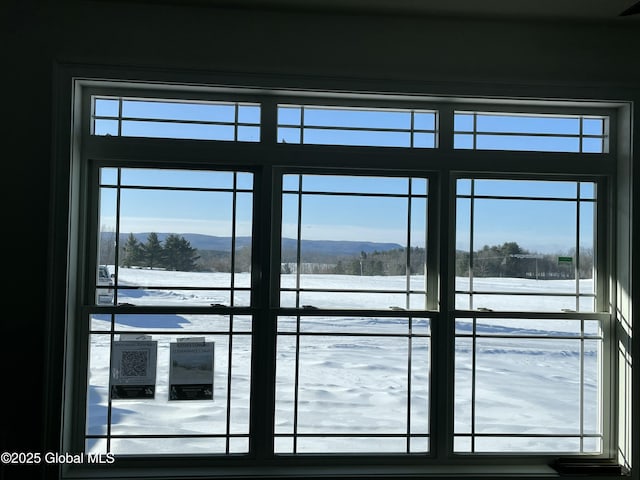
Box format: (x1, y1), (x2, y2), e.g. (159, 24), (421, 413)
(59, 82), (631, 479)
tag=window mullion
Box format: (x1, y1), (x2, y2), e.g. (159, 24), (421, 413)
(249, 165), (278, 460)
(432, 170), (456, 460)
(248, 98), (280, 459)
(438, 104), (454, 152)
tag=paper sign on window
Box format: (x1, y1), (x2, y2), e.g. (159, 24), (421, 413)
(110, 335), (157, 399)
(169, 337), (214, 401)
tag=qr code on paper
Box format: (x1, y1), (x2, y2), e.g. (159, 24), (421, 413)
(121, 350), (149, 377)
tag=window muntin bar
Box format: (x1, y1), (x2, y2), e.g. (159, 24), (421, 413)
(281, 173), (428, 310)
(97, 167), (254, 307)
(278, 104), (438, 148)
(454, 316), (603, 454)
(71, 86), (619, 467)
(86, 325), (252, 455)
(275, 315), (430, 454)
(454, 112), (608, 153)
(92, 96), (261, 142)
(455, 178), (597, 312)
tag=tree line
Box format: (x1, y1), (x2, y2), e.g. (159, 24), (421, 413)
(100, 231), (252, 272)
(119, 232), (201, 271)
(282, 242), (593, 279)
(100, 231), (593, 279)
(281, 247), (427, 276)
(455, 242), (593, 279)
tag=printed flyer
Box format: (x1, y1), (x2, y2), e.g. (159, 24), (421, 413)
(169, 338), (214, 401)
(109, 335), (157, 399)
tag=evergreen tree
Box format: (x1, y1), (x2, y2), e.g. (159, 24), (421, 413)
(142, 232), (164, 269)
(121, 233), (143, 267)
(163, 234), (199, 271)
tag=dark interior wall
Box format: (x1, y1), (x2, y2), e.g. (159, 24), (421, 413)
(50, 1), (640, 87)
(2, 1), (638, 478)
(3, 0), (54, 465)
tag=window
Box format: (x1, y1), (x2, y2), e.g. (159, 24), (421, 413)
(453, 111), (608, 153)
(278, 104), (438, 148)
(275, 173), (431, 453)
(92, 96), (261, 141)
(57, 81), (632, 479)
(453, 177), (606, 454)
(89, 167), (253, 454)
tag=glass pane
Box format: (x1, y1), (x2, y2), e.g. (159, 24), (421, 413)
(280, 173), (428, 310)
(293, 289), (409, 310)
(475, 114), (579, 135)
(89, 333), (251, 448)
(92, 97), (260, 142)
(410, 336), (430, 435)
(472, 179), (577, 199)
(475, 134), (580, 152)
(277, 105), (437, 148)
(470, 294), (579, 313)
(303, 107), (411, 129)
(302, 128), (410, 147)
(278, 127), (301, 144)
(122, 99), (236, 122)
(454, 113), (474, 131)
(454, 318), (602, 454)
(94, 119), (118, 136)
(413, 132), (436, 148)
(237, 126), (260, 142)
(120, 168), (235, 188)
(453, 112), (608, 154)
(121, 120), (235, 140)
(275, 314), (430, 454)
(455, 337), (473, 434)
(277, 106), (302, 125)
(454, 133), (474, 149)
(583, 339), (602, 435)
(298, 338), (406, 429)
(582, 118), (604, 136)
(87, 334), (110, 436)
(300, 175), (409, 195)
(457, 318), (583, 337)
(237, 105), (261, 124)
(294, 437), (408, 454)
(94, 98), (119, 117)
(455, 178), (597, 312)
(473, 436), (581, 453)
(297, 315), (411, 335)
(483, 337), (582, 434)
(413, 112), (436, 131)
(582, 137), (604, 153)
(98, 168), (253, 307)
(474, 198), (575, 271)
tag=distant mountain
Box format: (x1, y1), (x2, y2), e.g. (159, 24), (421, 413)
(281, 238), (402, 256)
(107, 232), (402, 257)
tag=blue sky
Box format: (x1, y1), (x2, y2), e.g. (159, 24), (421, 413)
(100, 171), (593, 254)
(96, 99), (599, 254)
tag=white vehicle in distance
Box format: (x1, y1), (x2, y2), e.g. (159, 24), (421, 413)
(97, 265), (114, 304)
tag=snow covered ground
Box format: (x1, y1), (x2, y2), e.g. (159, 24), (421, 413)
(86, 268), (602, 455)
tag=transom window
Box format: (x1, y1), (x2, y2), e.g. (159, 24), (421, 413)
(277, 104), (438, 148)
(453, 111), (608, 153)
(92, 96), (261, 141)
(59, 82), (630, 479)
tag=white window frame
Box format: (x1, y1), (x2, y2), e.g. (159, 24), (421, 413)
(47, 70), (633, 480)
